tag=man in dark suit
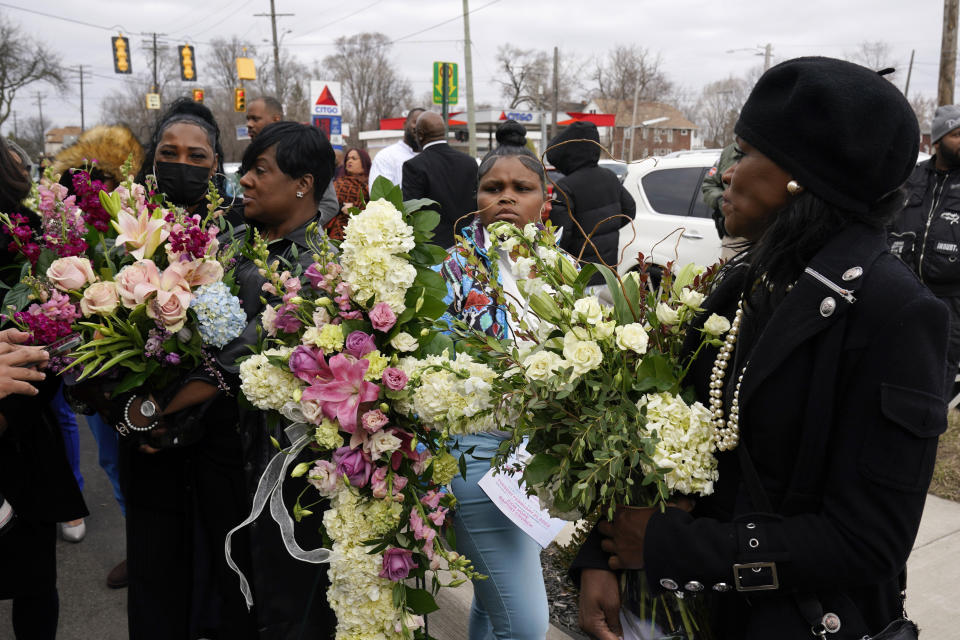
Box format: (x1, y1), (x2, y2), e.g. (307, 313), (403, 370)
(402, 111), (478, 248)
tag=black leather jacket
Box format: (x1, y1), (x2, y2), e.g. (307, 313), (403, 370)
(889, 158), (960, 295)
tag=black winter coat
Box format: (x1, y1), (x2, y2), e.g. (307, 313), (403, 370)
(402, 142), (478, 249)
(547, 125), (635, 285)
(888, 158), (960, 296)
(574, 224), (949, 639)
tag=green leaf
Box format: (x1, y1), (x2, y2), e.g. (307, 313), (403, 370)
(414, 267), (447, 296)
(370, 176), (404, 208)
(410, 209), (441, 235)
(523, 453), (561, 486)
(112, 369), (152, 395)
(1, 281), (32, 314)
(421, 331), (455, 356)
(34, 248), (57, 278)
(403, 586), (440, 615)
(573, 263), (599, 290)
(403, 198), (439, 216)
(595, 263), (637, 324)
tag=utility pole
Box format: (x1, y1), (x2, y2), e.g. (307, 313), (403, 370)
(904, 49), (916, 98)
(72, 65), (89, 131)
(940, 0), (959, 105)
(141, 33), (167, 93)
(12, 111), (17, 139)
(628, 84), (639, 161)
(551, 46), (559, 142)
(462, 0), (477, 158)
(763, 43), (772, 71)
(33, 92), (45, 154)
(255, 0), (294, 98)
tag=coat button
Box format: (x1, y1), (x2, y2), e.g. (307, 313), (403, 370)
(841, 266), (862, 281)
(659, 578), (679, 590)
(822, 612), (842, 633)
(820, 297), (836, 317)
(712, 582), (732, 592)
(684, 581), (704, 592)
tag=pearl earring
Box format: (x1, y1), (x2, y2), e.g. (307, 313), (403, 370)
(786, 180), (803, 195)
(296, 191), (304, 199)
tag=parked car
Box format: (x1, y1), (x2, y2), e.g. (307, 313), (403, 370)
(616, 150), (723, 276)
(223, 162), (243, 199)
(598, 159), (628, 183)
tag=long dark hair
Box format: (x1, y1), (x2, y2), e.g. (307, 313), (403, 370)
(742, 189), (902, 310)
(0, 136), (31, 213)
(136, 98), (226, 195)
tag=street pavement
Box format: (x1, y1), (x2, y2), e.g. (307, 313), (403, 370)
(1, 420), (957, 639)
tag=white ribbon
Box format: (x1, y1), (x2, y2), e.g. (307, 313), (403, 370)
(225, 422), (332, 609)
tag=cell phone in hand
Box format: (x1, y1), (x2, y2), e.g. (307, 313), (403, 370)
(44, 334), (82, 356)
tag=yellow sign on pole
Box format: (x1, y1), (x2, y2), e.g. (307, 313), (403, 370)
(236, 58), (257, 81)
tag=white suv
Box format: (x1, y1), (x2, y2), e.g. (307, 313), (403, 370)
(616, 150), (723, 275)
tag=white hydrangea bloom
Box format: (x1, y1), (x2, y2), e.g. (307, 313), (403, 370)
(639, 392), (719, 496)
(238, 353), (302, 411)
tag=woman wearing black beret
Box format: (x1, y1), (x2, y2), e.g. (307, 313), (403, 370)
(575, 57), (948, 640)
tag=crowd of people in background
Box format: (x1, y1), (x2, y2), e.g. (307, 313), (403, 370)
(0, 54), (954, 640)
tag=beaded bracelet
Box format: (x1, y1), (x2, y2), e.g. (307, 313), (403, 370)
(119, 395), (159, 433)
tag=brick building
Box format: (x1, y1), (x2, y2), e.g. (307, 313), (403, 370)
(582, 99), (700, 160)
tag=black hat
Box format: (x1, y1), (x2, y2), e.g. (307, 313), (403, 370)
(735, 56), (919, 214)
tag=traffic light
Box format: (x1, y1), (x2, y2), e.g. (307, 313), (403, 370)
(234, 87), (246, 112)
(112, 35), (131, 74)
(192, 88), (204, 103)
(179, 45), (196, 82)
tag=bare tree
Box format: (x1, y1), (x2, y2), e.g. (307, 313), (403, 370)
(910, 93), (937, 133)
(845, 41), (900, 83)
(494, 45), (551, 109)
(0, 12), (67, 130)
(593, 45), (672, 103)
(7, 117), (48, 160)
(321, 33), (412, 133)
(693, 76), (751, 148)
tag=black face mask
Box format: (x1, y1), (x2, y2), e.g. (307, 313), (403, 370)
(155, 161), (211, 206)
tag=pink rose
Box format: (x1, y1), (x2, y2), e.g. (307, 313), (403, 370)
(150, 288), (191, 332)
(344, 330), (376, 359)
(379, 547), (417, 582)
(381, 367), (408, 391)
(360, 409), (389, 434)
(369, 302), (397, 332)
(47, 256), (96, 291)
(307, 460), (339, 496)
(332, 446), (373, 488)
(115, 260), (158, 307)
(80, 281), (119, 316)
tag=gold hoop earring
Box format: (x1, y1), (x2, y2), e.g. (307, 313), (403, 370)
(787, 180), (803, 195)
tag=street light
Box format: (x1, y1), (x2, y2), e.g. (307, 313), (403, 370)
(726, 43), (773, 71)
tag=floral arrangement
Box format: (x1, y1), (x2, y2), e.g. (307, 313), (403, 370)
(0, 166), (242, 391)
(445, 220), (728, 521)
(236, 179), (486, 640)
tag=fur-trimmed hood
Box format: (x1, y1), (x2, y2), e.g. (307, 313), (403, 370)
(52, 125), (144, 184)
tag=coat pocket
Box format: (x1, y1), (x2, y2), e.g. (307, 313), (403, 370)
(860, 384), (946, 492)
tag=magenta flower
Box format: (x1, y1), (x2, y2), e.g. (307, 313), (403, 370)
(273, 303), (302, 333)
(381, 367), (408, 391)
(388, 428), (416, 471)
(369, 302), (397, 332)
(344, 330), (376, 359)
(301, 354), (380, 433)
(304, 263), (326, 290)
(289, 345), (333, 383)
(379, 547), (417, 582)
(332, 446), (373, 487)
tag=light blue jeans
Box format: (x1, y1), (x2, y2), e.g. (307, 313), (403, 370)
(450, 432), (549, 640)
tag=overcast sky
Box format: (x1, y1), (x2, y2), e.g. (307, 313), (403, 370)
(0, 0), (948, 135)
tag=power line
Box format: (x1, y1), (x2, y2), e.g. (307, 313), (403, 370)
(0, 1), (130, 33)
(392, 0), (501, 43)
(292, 0), (386, 40)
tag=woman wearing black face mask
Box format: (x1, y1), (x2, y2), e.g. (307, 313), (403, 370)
(135, 99), (230, 213)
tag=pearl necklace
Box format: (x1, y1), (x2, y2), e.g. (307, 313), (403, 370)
(709, 298), (746, 451)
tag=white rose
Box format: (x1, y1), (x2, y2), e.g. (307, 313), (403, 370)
(499, 236), (520, 253)
(593, 320), (616, 340)
(390, 331), (419, 352)
(703, 313), (732, 336)
(511, 256), (536, 278)
(656, 302), (679, 325)
(679, 287), (705, 309)
(536, 245), (560, 267)
(573, 296), (604, 325)
(79, 281), (119, 316)
(562, 333), (603, 375)
(522, 349), (565, 382)
(615, 323), (650, 354)
(363, 430), (402, 460)
(312, 307), (331, 327)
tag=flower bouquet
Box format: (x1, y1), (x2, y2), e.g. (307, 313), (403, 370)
(1, 167), (243, 400)
(445, 220), (729, 638)
(234, 178), (488, 640)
